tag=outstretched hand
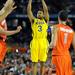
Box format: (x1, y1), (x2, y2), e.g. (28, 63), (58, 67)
(4, 0), (17, 13)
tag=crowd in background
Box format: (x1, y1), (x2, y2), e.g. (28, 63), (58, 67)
(0, 42), (74, 75)
(0, 43), (52, 75)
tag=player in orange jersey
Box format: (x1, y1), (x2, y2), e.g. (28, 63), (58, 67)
(0, 19), (22, 66)
(49, 10), (75, 75)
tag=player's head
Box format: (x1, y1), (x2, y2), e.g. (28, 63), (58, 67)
(58, 10), (68, 22)
(37, 10), (44, 19)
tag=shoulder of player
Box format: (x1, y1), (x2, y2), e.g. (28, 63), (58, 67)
(43, 17), (49, 23)
(66, 26), (74, 32)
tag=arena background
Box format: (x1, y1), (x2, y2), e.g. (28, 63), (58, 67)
(0, 0), (75, 74)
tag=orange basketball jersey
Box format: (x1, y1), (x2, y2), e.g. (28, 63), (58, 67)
(52, 24), (74, 55)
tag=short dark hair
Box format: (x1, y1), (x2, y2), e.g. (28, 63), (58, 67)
(58, 10), (68, 21)
(38, 7), (44, 12)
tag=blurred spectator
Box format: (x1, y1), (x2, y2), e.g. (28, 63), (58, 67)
(25, 61), (32, 75)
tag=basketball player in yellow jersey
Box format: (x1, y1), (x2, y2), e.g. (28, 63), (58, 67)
(27, 0), (49, 75)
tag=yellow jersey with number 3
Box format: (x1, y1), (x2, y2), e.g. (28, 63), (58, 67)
(32, 18), (48, 39)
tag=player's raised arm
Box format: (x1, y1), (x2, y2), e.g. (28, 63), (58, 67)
(42, 0), (49, 22)
(49, 26), (58, 48)
(0, 0), (16, 22)
(0, 26), (22, 36)
(27, 0), (35, 23)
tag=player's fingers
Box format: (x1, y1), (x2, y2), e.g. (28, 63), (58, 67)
(12, 1), (15, 6)
(12, 6), (17, 10)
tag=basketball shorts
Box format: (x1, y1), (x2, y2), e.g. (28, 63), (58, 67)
(30, 38), (49, 62)
(52, 55), (72, 75)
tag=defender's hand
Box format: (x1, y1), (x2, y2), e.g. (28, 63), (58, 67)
(4, 0), (14, 7)
(16, 26), (22, 32)
(4, 0), (17, 12)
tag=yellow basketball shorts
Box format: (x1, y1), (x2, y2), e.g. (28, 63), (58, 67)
(30, 38), (49, 62)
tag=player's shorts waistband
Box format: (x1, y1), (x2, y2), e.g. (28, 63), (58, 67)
(33, 37), (47, 39)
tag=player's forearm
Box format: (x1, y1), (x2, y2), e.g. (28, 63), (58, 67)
(51, 27), (57, 47)
(53, 27), (57, 47)
(5, 30), (19, 36)
(42, 0), (48, 11)
(27, 0), (32, 13)
(0, 7), (5, 15)
(0, 8), (12, 22)
(51, 34), (54, 44)
(0, 8), (8, 22)
(50, 33), (56, 47)
(0, 30), (19, 36)
(27, 0), (35, 22)
(53, 34), (57, 47)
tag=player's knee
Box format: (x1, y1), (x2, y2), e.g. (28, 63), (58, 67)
(40, 62), (45, 66)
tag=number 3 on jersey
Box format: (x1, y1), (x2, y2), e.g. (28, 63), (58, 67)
(38, 26), (42, 32)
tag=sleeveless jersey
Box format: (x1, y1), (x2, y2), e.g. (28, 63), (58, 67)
(32, 18), (48, 39)
(52, 24), (74, 55)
